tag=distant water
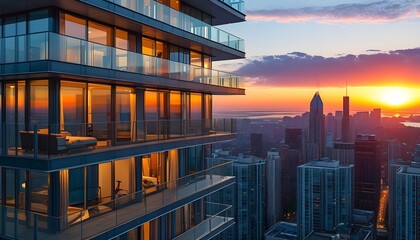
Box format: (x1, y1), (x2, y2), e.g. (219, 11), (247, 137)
(402, 122), (420, 128)
(214, 111), (303, 119)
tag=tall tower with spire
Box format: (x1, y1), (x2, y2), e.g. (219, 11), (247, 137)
(341, 92), (350, 142)
(307, 92), (325, 161)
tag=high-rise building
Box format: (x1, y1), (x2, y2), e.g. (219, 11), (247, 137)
(307, 92), (325, 161)
(395, 162), (420, 239)
(280, 145), (300, 219)
(251, 133), (264, 158)
(209, 155), (265, 240)
(297, 159), (354, 239)
(266, 149), (282, 229)
(342, 95), (350, 142)
(354, 135), (382, 221)
(0, 1), (245, 239)
(285, 128), (303, 152)
(333, 142), (355, 164)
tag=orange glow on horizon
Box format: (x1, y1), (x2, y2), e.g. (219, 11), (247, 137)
(214, 86), (420, 115)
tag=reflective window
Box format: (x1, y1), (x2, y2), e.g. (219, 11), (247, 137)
(30, 80), (49, 126)
(60, 13), (86, 39)
(88, 21), (112, 46)
(30, 172), (49, 214)
(142, 37), (155, 56)
(29, 9), (50, 33)
(61, 81), (86, 135)
(116, 87), (136, 142)
(88, 84), (111, 140)
(190, 51), (201, 67)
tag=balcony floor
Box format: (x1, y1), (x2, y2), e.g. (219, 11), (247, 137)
(3, 174), (234, 240)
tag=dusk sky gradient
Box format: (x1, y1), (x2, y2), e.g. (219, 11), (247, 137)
(213, 0), (420, 115)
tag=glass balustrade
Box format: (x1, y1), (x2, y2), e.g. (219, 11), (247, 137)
(0, 32), (244, 89)
(1, 119), (236, 158)
(105, 0), (244, 52)
(219, 0), (245, 13)
(0, 162), (233, 240)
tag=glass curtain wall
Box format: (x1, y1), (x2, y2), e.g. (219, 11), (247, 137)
(116, 87), (136, 143)
(144, 90), (168, 140)
(169, 91), (182, 137)
(60, 81), (86, 135)
(5, 82), (25, 151)
(88, 84), (111, 142)
(29, 80), (49, 128)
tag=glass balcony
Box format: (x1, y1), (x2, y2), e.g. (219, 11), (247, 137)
(105, 0), (245, 52)
(172, 202), (234, 240)
(0, 32), (244, 89)
(1, 119), (236, 159)
(0, 162), (234, 240)
(219, 0), (245, 13)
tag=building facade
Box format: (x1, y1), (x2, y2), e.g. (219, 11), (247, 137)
(0, 1), (245, 239)
(307, 92), (325, 161)
(297, 159), (353, 239)
(266, 148), (282, 229)
(209, 155), (265, 240)
(354, 135), (382, 221)
(395, 162), (420, 240)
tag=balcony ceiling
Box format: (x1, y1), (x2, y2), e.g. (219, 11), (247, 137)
(182, 0), (246, 25)
(0, 0), (245, 61)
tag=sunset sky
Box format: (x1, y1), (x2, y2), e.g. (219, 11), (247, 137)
(214, 0), (420, 116)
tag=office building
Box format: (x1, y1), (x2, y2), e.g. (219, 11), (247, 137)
(209, 154), (265, 240)
(307, 92), (325, 161)
(342, 95), (350, 142)
(285, 128), (303, 152)
(333, 142), (355, 164)
(395, 162), (420, 239)
(251, 133), (264, 158)
(266, 148), (282, 228)
(0, 1), (245, 239)
(354, 135), (382, 221)
(297, 159), (353, 239)
(280, 145), (299, 219)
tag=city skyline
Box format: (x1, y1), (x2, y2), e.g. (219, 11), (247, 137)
(214, 0), (420, 114)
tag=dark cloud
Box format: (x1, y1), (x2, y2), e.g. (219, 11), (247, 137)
(247, 1), (420, 23)
(235, 48), (420, 87)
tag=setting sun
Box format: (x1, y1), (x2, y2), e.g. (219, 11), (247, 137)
(378, 87), (412, 106)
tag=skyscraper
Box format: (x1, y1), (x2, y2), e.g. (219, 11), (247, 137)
(297, 159), (354, 239)
(307, 91), (325, 161)
(266, 149), (282, 228)
(354, 135), (382, 221)
(395, 162), (420, 239)
(333, 142), (355, 164)
(0, 1), (245, 239)
(342, 95), (350, 142)
(209, 155), (265, 240)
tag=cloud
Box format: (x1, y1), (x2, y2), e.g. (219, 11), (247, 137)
(234, 48), (420, 87)
(247, 1), (420, 23)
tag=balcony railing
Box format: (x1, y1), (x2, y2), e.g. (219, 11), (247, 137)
(105, 0), (245, 52)
(219, 0), (245, 13)
(0, 162), (234, 240)
(173, 202), (233, 240)
(0, 32), (244, 89)
(1, 119), (236, 159)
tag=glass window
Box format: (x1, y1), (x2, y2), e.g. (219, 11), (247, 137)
(17, 15), (27, 35)
(170, 0), (180, 10)
(142, 153), (166, 194)
(190, 51), (202, 67)
(5, 169), (15, 207)
(115, 158), (135, 196)
(145, 91), (158, 121)
(30, 172), (49, 214)
(190, 93), (202, 120)
(142, 37), (155, 56)
(115, 29), (136, 51)
(61, 81), (86, 135)
(30, 80), (49, 126)
(116, 87), (136, 142)
(69, 168), (84, 205)
(88, 84), (111, 141)
(98, 162), (112, 203)
(203, 55), (211, 69)
(156, 41), (168, 59)
(60, 13), (86, 39)
(29, 9), (50, 33)
(88, 21), (112, 46)
(4, 16), (17, 37)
